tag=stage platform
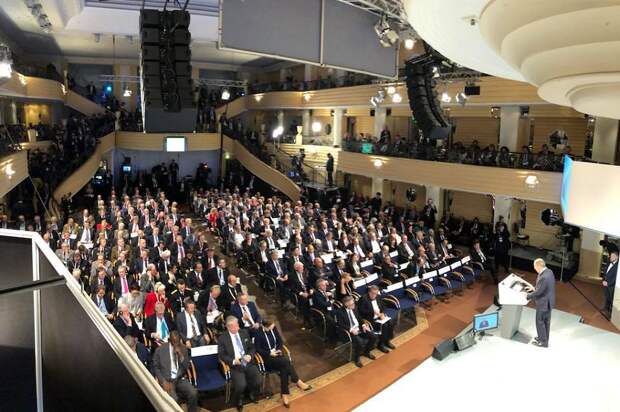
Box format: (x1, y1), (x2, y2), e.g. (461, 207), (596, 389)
(356, 307), (620, 412)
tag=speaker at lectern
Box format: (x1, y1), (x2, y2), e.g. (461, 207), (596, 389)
(498, 274), (534, 339)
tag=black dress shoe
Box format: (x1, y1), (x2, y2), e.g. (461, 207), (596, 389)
(385, 342), (396, 350)
(378, 345), (389, 353)
(363, 352), (376, 360)
(354, 359), (363, 368)
(236, 403), (244, 412)
(249, 394), (259, 404)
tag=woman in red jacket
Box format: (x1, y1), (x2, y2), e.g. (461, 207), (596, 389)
(143, 282), (169, 318)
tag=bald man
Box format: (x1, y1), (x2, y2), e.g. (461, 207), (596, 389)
(526, 258), (556, 348)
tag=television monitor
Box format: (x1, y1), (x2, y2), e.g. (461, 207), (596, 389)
(122, 165), (131, 173)
(473, 311), (499, 333)
(165, 136), (186, 152)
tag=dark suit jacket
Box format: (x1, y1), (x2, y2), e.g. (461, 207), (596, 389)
(605, 261), (618, 288)
(231, 301), (261, 328)
(176, 310), (207, 341)
(358, 294), (386, 322)
(89, 276), (113, 296)
(254, 327), (284, 358)
(527, 268), (556, 312)
(206, 267), (229, 287)
(220, 283), (243, 310)
(113, 314), (140, 338)
(144, 313), (177, 340)
(335, 306), (364, 331)
(153, 342), (190, 383)
(113, 276), (136, 298)
(187, 270), (207, 291)
(91, 293), (115, 314)
(312, 290), (334, 313)
(218, 329), (256, 367)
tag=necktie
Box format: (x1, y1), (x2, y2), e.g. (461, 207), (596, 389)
(190, 315), (199, 337)
(275, 260), (281, 275)
(348, 309), (355, 327)
(218, 268), (224, 284)
(121, 277), (129, 294)
(161, 317), (169, 340)
(234, 333), (246, 366)
(85, 230), (90, 242)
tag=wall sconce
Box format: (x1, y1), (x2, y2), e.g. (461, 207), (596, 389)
(18, 73), (27, 85)
(311, 121), (321, 133)
(224, 152), (231, 160)
(386, 85), (396, 95)
(254, 94), (263, 102)
(525, 175), (539, 188)
(373, 159), (383, 168)
(61, 84), (67, 95)
(303, 93), (312, 102)
(391, 92), (402, 103)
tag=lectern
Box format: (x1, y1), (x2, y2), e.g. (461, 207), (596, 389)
(498, 274), (533, 339)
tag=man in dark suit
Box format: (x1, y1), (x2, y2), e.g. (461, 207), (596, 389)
(91, 285), (115, 320)
(603, 250), (618, 316)
(221, 274), (243, 311)
(471, 239), (497, 284)
(144, 302), (177, 349)
(206, 258), (229, 288)
(186, 262), (207, 291)
(286, 261), (313, 328)
(153, 331), (198, 412)
(526, 259), (556, 348)
(358, 285), (395, 353)
(169, 279), (193, 314)
(326, 153), (334, 186)
(397, 234), (416, 262)
(231, 293), (261, 332)
(218, 316), (261, 411)
(336, 296), (377, 367)
(176, 298), (210, 348)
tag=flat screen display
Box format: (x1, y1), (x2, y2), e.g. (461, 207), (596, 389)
(165, 137), (186, 152)
(473, 311), (499, 333)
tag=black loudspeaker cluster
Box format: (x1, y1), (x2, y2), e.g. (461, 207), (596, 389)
(405, 61), (451, 140)
(140, 9), (197, 133)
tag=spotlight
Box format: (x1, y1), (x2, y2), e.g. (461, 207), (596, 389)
(391, 92), (402, 103)
(104, 83), (113, 94)
(441, 92), (452, 103)
(432, 66), (440, 78)
(386, 85), (396, 95)
(373, 159), (383, 168)
(303, 93), (311, 102)
(541, 208), (563, 226)
(0, 44), (13, 80)
(221, 88), (231, 101)
(370, 89), (386, 107)
(374, 14), (399, 48)
(455, 92), (468, 106)
(311, 121), (322, 133)
(404, 38), (416, 50)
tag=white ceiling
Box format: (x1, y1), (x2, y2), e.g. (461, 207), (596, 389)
(0, 0), (269, 68)
(403, 0), (525, 81)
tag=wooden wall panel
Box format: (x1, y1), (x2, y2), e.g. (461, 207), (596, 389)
(354, 116), (375, 136)
(385, 181), (426, 210)
(449, 190), (494, 223)
(532, 117), (588, 156)
(385, 116), (410, 137)
(116, 132), (220, 151)
(453, 117), (500, 146)
(349, 175), (373, 198)
(522, 201), (562, 249)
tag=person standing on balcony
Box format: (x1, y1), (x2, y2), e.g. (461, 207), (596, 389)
(326, 153), (334, 187)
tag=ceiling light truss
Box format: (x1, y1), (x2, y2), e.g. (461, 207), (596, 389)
(336, 0), (411, 29)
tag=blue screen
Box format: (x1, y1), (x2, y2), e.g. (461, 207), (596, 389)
(473, 312), (499, 332)
(560, 155), (573, 216)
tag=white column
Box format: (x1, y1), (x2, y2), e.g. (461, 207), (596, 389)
(499, 106), (520, 151)
(332, 108), (344, 147)
(374, 107), (387, 139)
(277, 110), (284, 129)
(371, 177), (384, 196)
(9, 101), (18, 124)
(304, 64), (313, 82)
(493, 195), (514, 229)
(425, 185), (444, 224)
(592, 117), (619, 163)
(302, 110), (311, 138)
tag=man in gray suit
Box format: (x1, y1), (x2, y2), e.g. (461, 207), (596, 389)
(153, 330), (198, 412)
(526, 258), (556, 348)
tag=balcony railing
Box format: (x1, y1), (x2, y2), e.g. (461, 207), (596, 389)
(342, 140), (586, 172)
